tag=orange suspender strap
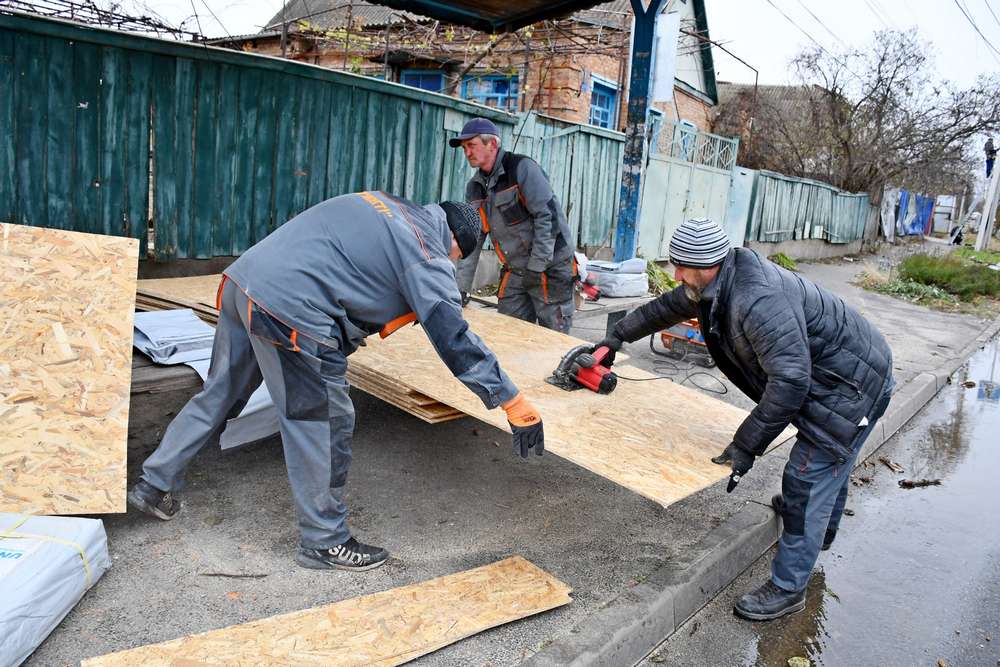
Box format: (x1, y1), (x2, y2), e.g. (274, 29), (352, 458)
(479, 206), (510, 265)
(216, 274), (229, 311)
(497, 270), (512, 299)
(380, 311), (417, 339)
(541, 273), (549, 304)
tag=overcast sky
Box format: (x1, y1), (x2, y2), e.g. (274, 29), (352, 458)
(134, 0), (1000, 90)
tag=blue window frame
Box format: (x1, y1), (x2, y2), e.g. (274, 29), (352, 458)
(401, 69), (444, 93)
(462, 75), (519, 111)
(590, 80), (618, 129)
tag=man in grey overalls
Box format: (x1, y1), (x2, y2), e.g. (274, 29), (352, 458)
(453, 118), (576, 333)
(127, 193), (545, 571)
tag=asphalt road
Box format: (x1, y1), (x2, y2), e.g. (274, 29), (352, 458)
(641, 337), (1000, 667)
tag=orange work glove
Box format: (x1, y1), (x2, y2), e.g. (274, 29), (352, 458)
(502, 393), (544, 458)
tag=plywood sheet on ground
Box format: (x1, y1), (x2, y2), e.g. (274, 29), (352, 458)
(131, 275), (793, 506)
(0, 223), (139, 515)
(135, 275), (461, 423)
(83, 556), (571, 666)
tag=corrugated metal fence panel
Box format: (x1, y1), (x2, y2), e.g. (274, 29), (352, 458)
(0, 12), (516, 259)
(515, 113), (624, 247)
(747, 170), (870, 244)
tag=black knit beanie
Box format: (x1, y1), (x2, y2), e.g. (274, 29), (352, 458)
(439, 201), (481, 258)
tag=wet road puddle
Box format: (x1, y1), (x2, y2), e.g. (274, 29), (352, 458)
(748, 338), (1000, 666)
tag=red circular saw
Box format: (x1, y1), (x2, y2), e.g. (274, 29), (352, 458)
(545, 344), (618, 394)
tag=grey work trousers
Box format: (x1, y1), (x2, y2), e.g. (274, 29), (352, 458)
(771, 379), (894, 592)
(141, 280), (355, 549)
(497, 266), (575, 334)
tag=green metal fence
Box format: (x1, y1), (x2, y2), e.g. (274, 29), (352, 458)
(0, 12), (624, 260)
(745, 170), (870, 244)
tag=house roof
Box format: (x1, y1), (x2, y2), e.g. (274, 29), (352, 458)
(717, 82), (827, 118)
(266, 0), (616, 34)
(266, 0), (638, 32)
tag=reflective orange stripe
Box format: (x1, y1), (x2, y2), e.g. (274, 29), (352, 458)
(492, 238), (508, 265)
(289, 329), (301, 352)
(215, 275), (228, 311)
(498, 271), (511, 299)
(541, 273), (549, 303)
(572, 256), (579, 277)
(380, 311), (417, 339)
(247, 295), (253, 327)
(479, 206), (489, 233)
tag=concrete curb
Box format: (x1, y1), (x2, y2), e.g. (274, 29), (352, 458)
(525, 313), (1000, 667)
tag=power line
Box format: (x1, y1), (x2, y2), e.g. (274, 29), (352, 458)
(795, 0), (849, 48)
(198, 0), (233, 38)
(761, 0), (862, 78)
(868, 0), (900, 30)
(189, 0), (204, 36)
(984, 0), (1000, 30)
(951, 0), (1000, 63)
(861, 0), (891, 29)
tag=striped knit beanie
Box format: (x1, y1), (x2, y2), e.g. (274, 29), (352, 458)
(668, 218), (731, 268)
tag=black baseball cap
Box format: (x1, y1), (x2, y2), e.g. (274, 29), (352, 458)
(448, 118), (500, 147)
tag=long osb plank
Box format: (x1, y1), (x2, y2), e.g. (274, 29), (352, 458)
(132, 275), (792, 507)
(83, 556), (572, 666)
(354, 308), (793, 507)
(0, 223), (139, 515)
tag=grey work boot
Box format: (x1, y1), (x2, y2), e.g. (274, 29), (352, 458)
(127, 479), (181, 521)
(734, 580), (806, 621)
(296, 537), (389, 572)
(771, 494), (835, 550)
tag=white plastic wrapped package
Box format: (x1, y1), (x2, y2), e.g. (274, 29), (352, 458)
(0, 514), (111, 666)
(583, 258), (649, 297)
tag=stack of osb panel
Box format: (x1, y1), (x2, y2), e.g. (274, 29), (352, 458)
(0, 222), (139, 515)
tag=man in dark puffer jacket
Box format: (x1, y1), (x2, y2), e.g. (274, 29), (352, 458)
(597, 218), (895, 621)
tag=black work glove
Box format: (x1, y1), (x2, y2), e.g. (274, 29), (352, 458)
(460, 291), (471, 307)
(521, 269), (544, 290)
(727, 445), (755, 493)
(503, 394), (544, 458)
(710, 443), (734, 465)
(593, 333), (624, 367)
(511, 421), (545, 458)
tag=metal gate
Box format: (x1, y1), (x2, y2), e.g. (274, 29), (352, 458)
(636, 120), (739, 259)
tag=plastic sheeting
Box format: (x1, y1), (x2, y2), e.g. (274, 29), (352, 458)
(0, 514), (110, 666)
(895, 190), (936, 236)
(746, 170), (871, 244)
(132, 310), (278, 450)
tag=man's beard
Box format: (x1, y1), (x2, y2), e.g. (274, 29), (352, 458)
(684, 283), (703, 301)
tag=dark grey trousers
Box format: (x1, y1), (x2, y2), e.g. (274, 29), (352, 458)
(141, 280), (355, 549)
(771, 380), (894, 591)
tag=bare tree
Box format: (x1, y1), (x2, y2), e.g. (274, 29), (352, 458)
(714, 30), (1000, 197)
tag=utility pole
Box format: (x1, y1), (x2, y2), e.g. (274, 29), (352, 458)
(614, 0), (665, 262)
(976, 165), (1000, 251)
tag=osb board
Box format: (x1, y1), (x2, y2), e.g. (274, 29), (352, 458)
(83, 556), (572, 666)
(351, 308), (795, 508)
(137, 275), (222, 310)
(126, 275), (793, 506)
(0, 223), (139, 515)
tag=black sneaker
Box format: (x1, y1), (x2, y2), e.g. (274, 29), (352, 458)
(771, 494), (835, 550)
(734, 580), (806, 621)
(127, 479), (181, 521)
(296, 537), (388, 571)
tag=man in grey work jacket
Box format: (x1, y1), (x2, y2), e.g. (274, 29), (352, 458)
(127, 192), (545, 571)
(596, 218), (895, 621)
(452, 118), (576, 333)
